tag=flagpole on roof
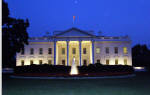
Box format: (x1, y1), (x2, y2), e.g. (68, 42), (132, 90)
(73, 16), (75, 24)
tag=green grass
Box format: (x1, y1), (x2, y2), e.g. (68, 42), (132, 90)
(2, 72), (150, 95)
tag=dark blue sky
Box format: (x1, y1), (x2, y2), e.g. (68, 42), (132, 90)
(6, 0), (150, 46)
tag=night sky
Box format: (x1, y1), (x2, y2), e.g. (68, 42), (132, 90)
(5, 0), (150, 46)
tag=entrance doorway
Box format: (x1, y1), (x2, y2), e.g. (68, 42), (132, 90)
(62, 60), (65, 65)
(83, 60), (87, 66)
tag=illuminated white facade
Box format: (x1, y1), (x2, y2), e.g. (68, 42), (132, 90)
(16, 28), (132, 66)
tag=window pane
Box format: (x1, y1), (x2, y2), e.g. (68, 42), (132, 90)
(72, 48), (76, 54)
(83, 60), (87, 66)
(39, 48), (43, 54)
(114, 47), (118, 54)
(48, 48), (52, 54)
(106, 47), (109, 54)
(62, 48), (65, 54)
(123, 47), (128, 54)
(96, 48), (100, 54)
(83, 48), (86, 54)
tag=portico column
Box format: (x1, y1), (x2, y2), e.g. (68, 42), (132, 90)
(54, 41), (56, 65)
(79, 41), (82, 66)
(67, 41), (69, 66)
(92, 40), (95, 64)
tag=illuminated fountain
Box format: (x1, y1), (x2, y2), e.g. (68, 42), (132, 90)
(70, 57), (78, 75)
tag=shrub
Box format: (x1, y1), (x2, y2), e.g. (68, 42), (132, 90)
(14, 63), (133, 74)
(14, 64), (71, 74)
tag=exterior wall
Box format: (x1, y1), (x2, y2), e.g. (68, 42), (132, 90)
(16, 42), (54, 66)
(56, 41), (92, 66)
(16, 38), (132, 66)
(56, 41), (67, 65)
(81, 41), (92, 65)
(94, 41), (132, 66)
(69, 41), (80, 66)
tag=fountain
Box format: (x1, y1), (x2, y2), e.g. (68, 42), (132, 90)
(70, 57), (78, 75)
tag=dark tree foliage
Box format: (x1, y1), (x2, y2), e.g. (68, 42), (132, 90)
(132, 44), (150, 71)
(2, 0), (9, 25)
(2, 0), (29, 68)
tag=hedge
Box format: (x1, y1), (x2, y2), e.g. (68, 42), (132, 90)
(14, 63), (134, 74)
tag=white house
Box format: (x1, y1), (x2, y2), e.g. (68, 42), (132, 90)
(16, 28), (132, 66)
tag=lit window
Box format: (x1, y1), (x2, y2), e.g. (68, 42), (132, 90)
(106, 47), (109, 54)
(30, 60), (33, 65)
(115, 59), (118, 65)
(21, 60), (24, 66)
(96, 48), (100, 54)
(48, 48), (52, 54)
(106, 59), (109, 65)
(124, 59), (127, 65)
(72, 48), (76, 54)
(114, 47), (118, 54)
(21, 48), (25, 55)
(123, 47), (128, 54)
(39, 60), (42, 65)
(83, 48), (86, 54)
(62, 48), (65, 54)
(30, 48), (34, 55)
(39, 48), (43, 54)
(48, 60), (52, 65)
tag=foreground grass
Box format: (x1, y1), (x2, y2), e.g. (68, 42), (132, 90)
(2, 72), (150, 95)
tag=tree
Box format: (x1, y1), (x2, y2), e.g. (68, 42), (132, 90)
(2, 0), (29, 68)
(132, 44), (150, 71)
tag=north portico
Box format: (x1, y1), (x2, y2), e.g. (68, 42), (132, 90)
(53, 28), (96, 66)
(16, 27), (132, 66)
(55, 41), (93, 66)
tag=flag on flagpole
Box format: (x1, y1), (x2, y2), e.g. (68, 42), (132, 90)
(73, 16), (75, 20)
(73, 16), (75, 24)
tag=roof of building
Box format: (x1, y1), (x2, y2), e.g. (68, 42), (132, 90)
(28, 28), (131, 42)
(53, 27), (96, 37)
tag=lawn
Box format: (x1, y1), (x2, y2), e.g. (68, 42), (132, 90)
(2, 72), (150, 95)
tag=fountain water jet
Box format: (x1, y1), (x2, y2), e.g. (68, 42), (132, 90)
(70, 57), (78, 75)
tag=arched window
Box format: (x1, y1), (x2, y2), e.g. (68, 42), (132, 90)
(115, 59), (118, 65)
(106, 59), (109, 65)
(124, 59), (127, 65)
(39, 60), (42, 65)
(21, 60), (24, 66)
(30, 60), (33, 65)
